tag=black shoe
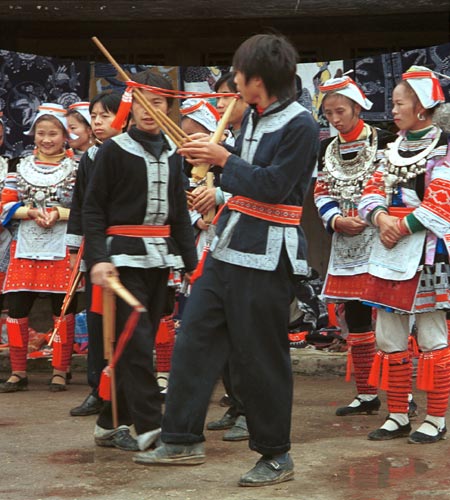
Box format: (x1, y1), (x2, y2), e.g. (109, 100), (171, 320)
(219, 394), (232, 407)
(49, 374), (67, 392)
(368, 416), (411, 441)
(133, 442), (206, 465)
(207, 410), (237, 430)
(408, 420), (447, 444)
(70, 393), (103, 416)
(95, 425), (139, 451)
(223, 415), (249, 441)
(0, 374), (28, 393)
(408, 398), (418, 419)
(239, 454), (294, 487)
(336, 396), (381, 416)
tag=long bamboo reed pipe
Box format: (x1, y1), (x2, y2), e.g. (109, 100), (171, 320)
(191, 97), (238, 182)
(91, 37), (187, 148)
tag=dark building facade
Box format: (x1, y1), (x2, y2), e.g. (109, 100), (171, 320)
(0, 1), (448, 64)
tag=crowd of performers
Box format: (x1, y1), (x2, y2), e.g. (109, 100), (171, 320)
(0, 32), (449, 487)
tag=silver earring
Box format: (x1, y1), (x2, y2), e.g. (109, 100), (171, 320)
(417, 112), (426, 121)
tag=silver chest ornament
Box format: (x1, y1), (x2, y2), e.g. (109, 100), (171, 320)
(381, 127), (441, 203)
(16, 154), (77, 206)
(323, 128), (378, 215)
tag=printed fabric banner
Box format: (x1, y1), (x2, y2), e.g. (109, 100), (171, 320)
(0, 49), (90, 159)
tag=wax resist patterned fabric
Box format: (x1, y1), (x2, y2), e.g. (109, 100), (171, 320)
(343, 42), (450, 123)
(0, 49), (90, 159)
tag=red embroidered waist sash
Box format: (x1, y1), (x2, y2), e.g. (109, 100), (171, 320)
(227, 196), (302, 225)
(106, 225), (171, 238)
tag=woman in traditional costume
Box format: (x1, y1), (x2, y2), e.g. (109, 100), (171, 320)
(0, 103), (78, 393)
(67, 101), (94, 159)
(359, 66), (449, 443)
(314, 76), (396, 417)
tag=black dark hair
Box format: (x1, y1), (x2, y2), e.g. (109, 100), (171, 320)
(232, 34), (298, 100)
(214, 72), (237, 93)
(133, 69), (174, 109)
(89, 91), (122, 115)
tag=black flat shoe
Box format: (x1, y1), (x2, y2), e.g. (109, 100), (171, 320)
(408, 420), (447, 444)
(336, 396), (381, 416)
(70, 393), (103, 416)
(49, 374), (67, 392)
(0, 374), (29, 393)
(368, 416), (411, 441)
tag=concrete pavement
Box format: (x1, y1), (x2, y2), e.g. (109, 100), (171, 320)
(0, 352), (449, 500)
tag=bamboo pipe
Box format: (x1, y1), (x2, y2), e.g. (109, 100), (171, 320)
(48, 270), (83, 346)
(102, 286), (118, 428)
(91, 37), (187, 148)
(156, 108), (189, 144)
(106, 276), (147, 313)
(191, 97), (238, 182)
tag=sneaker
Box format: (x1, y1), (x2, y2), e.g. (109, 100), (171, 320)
(133, 442), (206, 465)
(223, 415), (249, 442)
(335, 396), (381, 416)
(239, 454), (294, 487)
(94, 425), (139, 451)
(207, 410), (237, 431)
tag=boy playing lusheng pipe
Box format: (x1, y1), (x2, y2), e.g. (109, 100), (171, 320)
(83, 70), (197, 452)
(133, 34), (319, 487)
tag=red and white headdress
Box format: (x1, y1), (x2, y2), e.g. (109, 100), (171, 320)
(180, 98), (220, 132)
(402, 65), (445, 109)
(68, 101), (91, 125)
(319, 76), (373, 110)
(25, 103), (76, 139)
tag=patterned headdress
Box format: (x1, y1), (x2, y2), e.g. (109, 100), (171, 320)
(68, 101), (91, 125)
(25, 103), (77, 139)
(319, 76), (373, 110)
(180, 98), (220, 132)
(402, 65), (445, 109)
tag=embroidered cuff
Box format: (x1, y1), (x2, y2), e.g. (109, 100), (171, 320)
(371, 206), (388, 226)
(405, 213), (426, 233)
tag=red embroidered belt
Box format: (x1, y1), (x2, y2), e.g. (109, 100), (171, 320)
(227, 196), (302, 225)
(388, 207), (414, 218)
(106, 225), (171, 238)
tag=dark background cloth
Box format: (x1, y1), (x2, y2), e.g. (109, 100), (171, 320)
(0, 49), (89, 159)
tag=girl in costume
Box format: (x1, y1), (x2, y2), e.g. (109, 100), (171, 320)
(0, 103), (78, 393)
(314, 76), (397, 417)
(67, 101), (94, 159)
(359, 66), (449, 443)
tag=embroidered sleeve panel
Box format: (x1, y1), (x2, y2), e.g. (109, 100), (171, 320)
(359, 170), (387, 222)
(414, 178), (450, 237)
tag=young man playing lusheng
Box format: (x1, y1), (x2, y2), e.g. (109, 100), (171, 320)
(134, 34), (319, 487)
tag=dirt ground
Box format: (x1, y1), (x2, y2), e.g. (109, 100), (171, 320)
(1, 370), (450, 500)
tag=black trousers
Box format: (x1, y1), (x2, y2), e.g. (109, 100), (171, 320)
(97, 266), (169, 435)
(344, 301), (372, 333)
(162, 253), (294, 457)
(7, 291), (77, 318)
(84, 274), (106, 395)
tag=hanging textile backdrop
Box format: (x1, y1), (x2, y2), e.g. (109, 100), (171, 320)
(0, 50), (90, 159)
(1, 42), (449, 159)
